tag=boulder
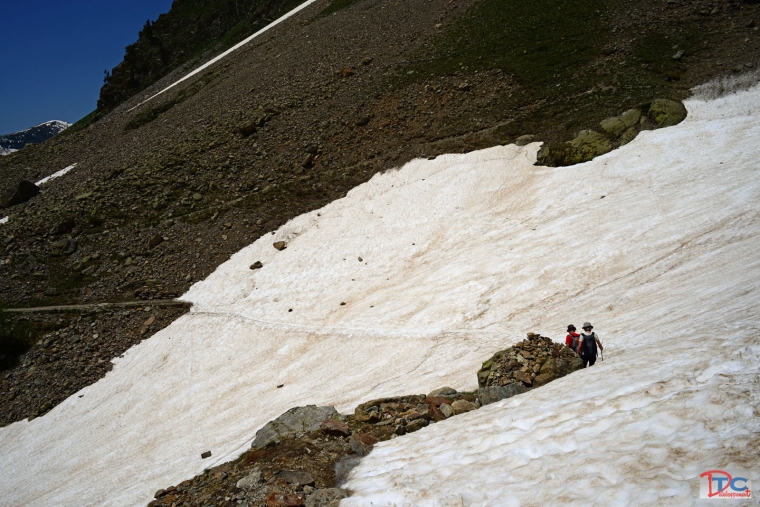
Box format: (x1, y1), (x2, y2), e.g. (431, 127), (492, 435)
(619, 127), (639, 146)
(251, 405), (339, 448)
(533, 356), (583, 387)
(599, 117), (627, 138)
(515, 134), (536, 146)
(0, 180), (39, 209)
(305, 489), (349, 507)
(250, 261), (264, 270)
(567, 130), (613, 163)
(439, 403), (454, 418)
(273, 241), (287, 251)
(320, 419), (351, 437)
(428, 387), (457, 397)
(619, 108), (642, 128)
(276, 470), (315, 487)
(406, 418), (430, 432)
(451, 399), (479, 415)
(477, 383), (530, 406)
(648, 99), (687, 128)
(236, 467), (264, 490)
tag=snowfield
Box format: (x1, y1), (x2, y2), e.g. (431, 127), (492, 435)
(1, 84), (759, 506)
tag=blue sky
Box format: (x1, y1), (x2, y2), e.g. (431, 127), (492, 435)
(0, 1), (173, 134)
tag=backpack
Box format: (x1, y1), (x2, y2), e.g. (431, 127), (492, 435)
(580, 332), (597, 358)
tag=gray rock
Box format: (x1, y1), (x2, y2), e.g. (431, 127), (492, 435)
(428, 387), (457, 397)
(236, 467), (264, 490)
(439, 403), (454, 418)
(405, 418), (429, 432)
(334, 455), (361, 486)
(477, 384), (530, 406)
(276, 470), (315, 486)
(252, 405), (339, 448)
(305, 489), (349, 507)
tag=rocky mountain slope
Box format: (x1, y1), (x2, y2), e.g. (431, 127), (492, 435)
(0, 120), (70, 155)
(1, 0), (759, 427)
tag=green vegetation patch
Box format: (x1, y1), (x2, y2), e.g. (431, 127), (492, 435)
(397, 0), (609, 96)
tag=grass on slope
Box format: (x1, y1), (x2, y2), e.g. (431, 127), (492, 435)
(395, 0), (707, 157)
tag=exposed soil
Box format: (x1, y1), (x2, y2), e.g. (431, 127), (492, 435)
(1, 0), (759, 425)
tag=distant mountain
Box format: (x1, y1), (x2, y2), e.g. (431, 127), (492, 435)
(0, 120), (71, 155)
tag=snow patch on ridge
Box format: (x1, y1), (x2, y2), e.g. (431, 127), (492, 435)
(128, 0), (321, 112)
(0, 86), (759, 507)
(35, 163), (77, 186)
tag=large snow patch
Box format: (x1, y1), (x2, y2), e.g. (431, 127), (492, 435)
(1, 85), (759, 506)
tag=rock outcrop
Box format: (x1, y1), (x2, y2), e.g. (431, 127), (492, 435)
(251, 405), (340, 449)
(538, 99), (688, 166)
(477, 333), (583, 389)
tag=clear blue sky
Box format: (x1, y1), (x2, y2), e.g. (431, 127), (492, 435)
(0, 1), (174, 135)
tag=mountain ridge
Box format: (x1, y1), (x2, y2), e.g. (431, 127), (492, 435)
(0, 120), (71, 155)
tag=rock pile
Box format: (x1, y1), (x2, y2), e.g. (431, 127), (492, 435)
(148, 390), (480, 507)
(477, 332), (583, 390)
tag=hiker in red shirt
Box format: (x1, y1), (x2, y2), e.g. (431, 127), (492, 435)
(565, 324), (580, 353)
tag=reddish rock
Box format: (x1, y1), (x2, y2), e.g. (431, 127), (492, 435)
(320, 419), (351, 437)
(266, 492), (303, 507)
(425, 396), (453, 407)
(353, 433), (378, 446)
(428, 403), (446, 421)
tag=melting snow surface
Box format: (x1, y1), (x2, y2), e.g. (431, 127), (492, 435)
(1, 86), (759, 507)
(35, 163), (77, 186)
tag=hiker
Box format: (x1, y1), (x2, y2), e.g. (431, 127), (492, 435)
(578, 322), (603, 367)
(565, 324), (580, 353)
